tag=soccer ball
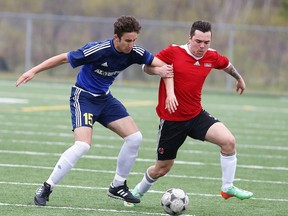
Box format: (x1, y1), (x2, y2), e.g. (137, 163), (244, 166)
(161, 188), (189, 215)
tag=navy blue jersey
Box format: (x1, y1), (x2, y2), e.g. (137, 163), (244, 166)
(68, 38), (154, 93)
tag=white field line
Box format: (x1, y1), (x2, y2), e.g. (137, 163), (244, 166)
(1, 80), (288, 113)
(1, 138), (287, 160)
(2, 125), (288, 144)
(1, 90), (288, 114)
(0, 112), (287, 134)
(0, 98), (28, 104)
(0, 181), (287, 203)
(0, 150), (288, 171)
(0, 163), (288, 186)
(0, 126), (287, 143)
(2, 118), (287, 138)
(1, 120), (288, 138)
(1, 130), (288, 151)
(0, 202), (189, 216)
(2, 114), (285, 132)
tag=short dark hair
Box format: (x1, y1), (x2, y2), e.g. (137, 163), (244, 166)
(114, 15), (142, 38)
(190, 20), (212, 36)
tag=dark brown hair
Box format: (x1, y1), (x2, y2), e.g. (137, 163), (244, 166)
(190, 20), (212, 36)
(114, 15), (142, 38)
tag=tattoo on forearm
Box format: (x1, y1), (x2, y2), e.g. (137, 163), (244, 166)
(226, 66), (241, 80)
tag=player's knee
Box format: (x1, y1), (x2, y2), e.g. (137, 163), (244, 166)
(133, 131), (143, 144)
(228, 135), (236, 148)
(125, 131), (142, 143)
(124, 131), (143, 150)
(74, 141), (91, 155)
(222, 135), (236, 153)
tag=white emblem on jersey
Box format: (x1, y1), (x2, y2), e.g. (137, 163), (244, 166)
(94, 69), (120, 76)
(204, 63), (212, 67)
(194, 61), (200, 66)
(101, 62), (108, 67)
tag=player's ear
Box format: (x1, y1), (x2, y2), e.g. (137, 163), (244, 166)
(114, 34), (120, 42)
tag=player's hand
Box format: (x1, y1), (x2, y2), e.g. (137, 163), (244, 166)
(165, 93), (178, 114)
(16, 71), (35, 87)
(236, 78), (246, 95)
(158, 64), (174, 78)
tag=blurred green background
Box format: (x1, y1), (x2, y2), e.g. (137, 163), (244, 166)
(0, 0), (288, 94)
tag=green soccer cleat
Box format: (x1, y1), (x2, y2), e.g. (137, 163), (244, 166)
(221, 186), (253, 200)
(124, 184), (143, 207)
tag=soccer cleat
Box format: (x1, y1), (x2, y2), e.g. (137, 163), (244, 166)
(221, 186), (253, 200)
(34, 182), (53, 206)
(124, 183), (143, 207)
(107, 180), (140, 203)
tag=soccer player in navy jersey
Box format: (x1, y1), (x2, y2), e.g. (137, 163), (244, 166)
(125, 20), (253, 208)
(16, 15), (173, 206)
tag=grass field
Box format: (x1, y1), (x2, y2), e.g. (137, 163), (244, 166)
(0, 77), (288, 216)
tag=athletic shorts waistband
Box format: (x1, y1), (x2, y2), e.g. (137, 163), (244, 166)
(73, 84), (110, 97)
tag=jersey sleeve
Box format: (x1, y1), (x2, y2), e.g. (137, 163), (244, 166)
(144, 52), (154, 65)
(68, 42), (101, 68)
(155, 45), (174, 64)
(213, 51), (230, 70)
(133, 46), (154, 65)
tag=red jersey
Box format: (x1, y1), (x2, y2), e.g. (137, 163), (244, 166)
(156, 44), (230, 121)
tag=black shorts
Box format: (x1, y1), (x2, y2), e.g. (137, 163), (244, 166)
(156, 110), (220, 160)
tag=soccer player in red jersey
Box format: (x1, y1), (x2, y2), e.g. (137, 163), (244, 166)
(125, 20), (253, 207)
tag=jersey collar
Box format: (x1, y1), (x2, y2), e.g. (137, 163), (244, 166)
(180, 43), (203, 60)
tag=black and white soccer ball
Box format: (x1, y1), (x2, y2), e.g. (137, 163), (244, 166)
(161, 188), (189, 215)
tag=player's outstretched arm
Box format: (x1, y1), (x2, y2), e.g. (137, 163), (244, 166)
(16, 53), (69, 87)
(223, 64), (246, 95)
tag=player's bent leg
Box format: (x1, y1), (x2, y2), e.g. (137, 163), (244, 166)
(108, 132), (142, 203)
(107, 116), (139, 138)
(34, 141), (90, 206)
(124, 160), (174, 207)
(107, 117), (142, 203)
(48, 140), (90, 184)
(34, 127), (92, 206)
(74, 127), (93, 145)
(204, 123), (253, 200)
(115, 131), (142, 180)
(205, 122), (236, 154)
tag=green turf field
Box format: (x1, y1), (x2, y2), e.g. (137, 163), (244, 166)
(0, 78), (287, 216)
